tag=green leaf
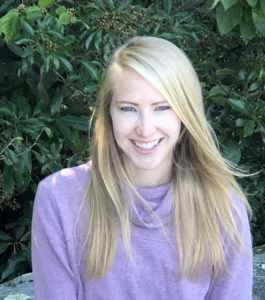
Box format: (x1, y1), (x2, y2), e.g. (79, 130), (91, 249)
(259, 68), (265, 80)
(260, 125), (265, 143)
(246, 0), (257, 8)
(20, 19), (34, 36)
(13, 173), (29, 195)
(0, 106), (16, 117)
(23, 46), (33, 59)
(262, 0), (265, 14)
(47, 30), (64, 39)
(4, 159), (13, 166)
(38, 0), (55, 9)
(1, 252), (27, 281)
(55, 118), (73, 143)
(67, 154), (79, 168)
(20, 231), (30, 242)
(248, 82), (259, 91)
(32, 150), (45, 164)
(0, 232), (12, 241)
(3, 166), (14, 194)
(216, 2), (243, 35)
(44, 127), (53, 138)
(84, 82), (98, 93)
(238, 69), (247, 80)
(205, 0), (221, 11)
(221, 0), (238, 10)
(25, 6), (42, 21)
(44, 54), (52, 73)
(3, 165), (14, 195)
(106, 0), (115, 9)
(7, 43), (32, 59)
(240, 18), (256, 44)
(15, 38), (31, 45)
(208, 85), (227, 98)
(81, 61), (98, 80)
(57, 115), (89, 131)
(95, 0), (104, 9)
(58, 57), (73, 72)
(20, 117), (41, 127)
(247, 69), (258, 81)
(55, 7), (65, 15)
(243, 120), (255, 137)
(53, 56), (60, 70)
(0, 9), (20, 43)
(51, 90), (63, 114)
(15, 226), (25, 240)
(41, 161), (61, 175)
(57, 11), (71, 26)
(163, 0), (172, 14)
(216, 68), (235, 76)
(85, 31), (97, 49)
(6, 217), (30, 229)
(252, 9), (265, 33)
(94, 29), (102, 51)
(0, 1), (16, 14)
(18, 148), (32, 174)
(4, 148), (18, 165)
(90, 2), (102, 10)
(222, 140), (241, 163)
(226, 98), (248, 114)
(0, 242), (11, 255)
(118, 0), (131, 10)
(235, 118), (246, 127)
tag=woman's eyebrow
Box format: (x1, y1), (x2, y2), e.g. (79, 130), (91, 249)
(116, 100), (168, 106)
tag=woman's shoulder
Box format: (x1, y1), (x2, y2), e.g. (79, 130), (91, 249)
(228, 191), (251, 241)
(35, 163), (92, 214)
(229, 191), (250, 218)
(32, 164), (93, 260)
(39, 163), (92, 190)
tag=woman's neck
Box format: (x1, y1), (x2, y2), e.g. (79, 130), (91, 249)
(129, 168), (172, 187)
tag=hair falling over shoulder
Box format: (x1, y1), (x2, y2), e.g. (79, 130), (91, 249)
(80, 36), (252, 281)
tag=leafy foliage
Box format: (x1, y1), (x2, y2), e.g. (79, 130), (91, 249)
(0, 0), (264, 281)
(207, 0), (265, 43)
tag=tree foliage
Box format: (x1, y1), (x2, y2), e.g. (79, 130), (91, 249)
(0, 0), (264, 281)
(206, 0), (265, 43)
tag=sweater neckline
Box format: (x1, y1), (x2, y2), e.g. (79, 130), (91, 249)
(136, 183), (171, 201)
(131, 183), (173, 229)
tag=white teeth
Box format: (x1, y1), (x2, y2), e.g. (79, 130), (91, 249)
(134, 139), (160, 149)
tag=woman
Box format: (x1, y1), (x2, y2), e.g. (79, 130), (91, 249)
(32, 36), (253, 299)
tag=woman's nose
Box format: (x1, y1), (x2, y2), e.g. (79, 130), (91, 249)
(135, 112), (156, 137)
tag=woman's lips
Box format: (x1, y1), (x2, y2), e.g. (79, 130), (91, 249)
(130, 138), (163, 154)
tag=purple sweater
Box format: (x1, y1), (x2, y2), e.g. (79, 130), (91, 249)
(32, 164), (253, 299)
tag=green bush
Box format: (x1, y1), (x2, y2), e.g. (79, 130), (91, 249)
(0, 0), (264, 281)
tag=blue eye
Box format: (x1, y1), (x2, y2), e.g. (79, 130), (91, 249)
(155, 106), (171, 111)
(120, 107), (136, 112)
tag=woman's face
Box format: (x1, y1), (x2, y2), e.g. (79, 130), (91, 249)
(110, 67), (181, 185)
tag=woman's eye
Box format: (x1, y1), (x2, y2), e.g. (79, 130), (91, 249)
(120, 107), (136, 112)
(155, 106), (171, 111)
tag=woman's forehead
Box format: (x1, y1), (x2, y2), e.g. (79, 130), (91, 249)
(111, 67), (166, 104)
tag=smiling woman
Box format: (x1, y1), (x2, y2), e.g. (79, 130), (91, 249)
(32, 36), (253, 300)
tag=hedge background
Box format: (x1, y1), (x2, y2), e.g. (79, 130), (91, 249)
(0, 0), (264, 282)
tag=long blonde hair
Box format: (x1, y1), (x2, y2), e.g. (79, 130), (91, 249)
(84, 36), (251, 280)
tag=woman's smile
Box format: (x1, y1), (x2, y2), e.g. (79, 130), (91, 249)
(130, 138), (163, 151)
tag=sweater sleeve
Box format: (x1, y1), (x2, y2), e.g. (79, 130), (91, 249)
(206, 195), (253, 300)
(31, 179), (78, 299)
